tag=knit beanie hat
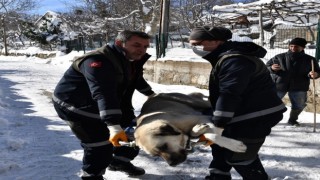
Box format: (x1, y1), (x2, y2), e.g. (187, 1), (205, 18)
(289, 37), (307, 48)
(189, 26), (232, 41)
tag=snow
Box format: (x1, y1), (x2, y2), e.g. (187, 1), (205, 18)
(212, 0), (320, 29)
(1, 47), (320, 180)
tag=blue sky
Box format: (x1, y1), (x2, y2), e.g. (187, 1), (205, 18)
(30, 0), (248, 15)
(29, 0), (81, 15)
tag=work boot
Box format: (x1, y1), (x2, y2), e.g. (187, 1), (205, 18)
(233, 157), (269, 180)
(81, 170), (106, 180)
(287, 109), (302, 126)
(81, 176), (105, 180)
(108, 159), (145, 176)
(288, 119), (300, 126)
(205, 173), (231, 180)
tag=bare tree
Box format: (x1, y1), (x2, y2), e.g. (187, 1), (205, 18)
(0, 0), (38, 55)
(63, 0), (161, 39)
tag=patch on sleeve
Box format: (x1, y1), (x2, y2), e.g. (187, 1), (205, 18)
(90, 61), (102, 68)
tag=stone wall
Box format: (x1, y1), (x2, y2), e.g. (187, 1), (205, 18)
(144, 60), (320, 113)
(144, 60), (212, 89)
(4, 52), (56, 59)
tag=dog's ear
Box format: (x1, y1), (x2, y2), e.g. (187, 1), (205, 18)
(155, 124), (181, 136)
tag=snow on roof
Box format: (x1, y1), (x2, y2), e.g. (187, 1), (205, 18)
(34, 11), (60, 25)
(213, 0), (320, 14)
(212, 0), (320, 27)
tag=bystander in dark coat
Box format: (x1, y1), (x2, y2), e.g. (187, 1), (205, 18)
(266, 37), (320, 125)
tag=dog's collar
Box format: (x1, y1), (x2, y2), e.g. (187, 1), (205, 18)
(185, 137), (193, 153)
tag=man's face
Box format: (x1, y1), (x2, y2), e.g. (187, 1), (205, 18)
(189, 40), (222, 51)
(289, 44), (304, 53)
(119, 36), (150, 61)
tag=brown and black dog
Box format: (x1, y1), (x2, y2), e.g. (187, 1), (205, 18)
(134, 92), (246, 166)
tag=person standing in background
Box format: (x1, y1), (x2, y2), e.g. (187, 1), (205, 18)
(266, 37), (320, 126)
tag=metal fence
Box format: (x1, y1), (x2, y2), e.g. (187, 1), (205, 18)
(165, 25), (318, 61)
(260, 25), (317, 58)
(2, 25), (318, 60)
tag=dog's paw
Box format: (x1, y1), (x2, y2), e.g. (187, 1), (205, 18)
(190, 124), (209, 137)
(229, 139), (247, 153)
(216, 136), (247, 153)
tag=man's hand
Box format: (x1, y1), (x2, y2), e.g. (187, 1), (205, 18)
(198, 123), (224, 146)
(309, 71), (318, 79)
(108, 125), (128, 146)
(271, 64), (281, 71)
(198, 134), (214, 146)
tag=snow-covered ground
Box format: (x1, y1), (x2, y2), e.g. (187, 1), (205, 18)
(0, 49), (320, 180)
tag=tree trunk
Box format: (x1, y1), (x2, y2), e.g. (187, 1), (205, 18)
(2, 17), (8, 56)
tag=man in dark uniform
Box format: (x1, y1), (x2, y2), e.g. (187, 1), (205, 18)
(189, 26), (287, 180)
(266, 37), (320, 126)
(52, 30), (155, 179)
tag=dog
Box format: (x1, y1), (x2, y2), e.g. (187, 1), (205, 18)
(134, 92), (247, 166)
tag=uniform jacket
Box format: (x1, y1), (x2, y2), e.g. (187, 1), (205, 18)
(53, 44), (154, 127)
(202, 41), (287, 128)
(266, 50), (320, 92)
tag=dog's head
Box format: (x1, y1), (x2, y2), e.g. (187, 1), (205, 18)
(134, 121), (189, 166)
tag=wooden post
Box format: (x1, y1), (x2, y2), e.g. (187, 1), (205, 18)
(157, 0), (170, 59)
(311, 59), (317, 132)
(316, 14), (320, 62)
(259, 9), (264, 46)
